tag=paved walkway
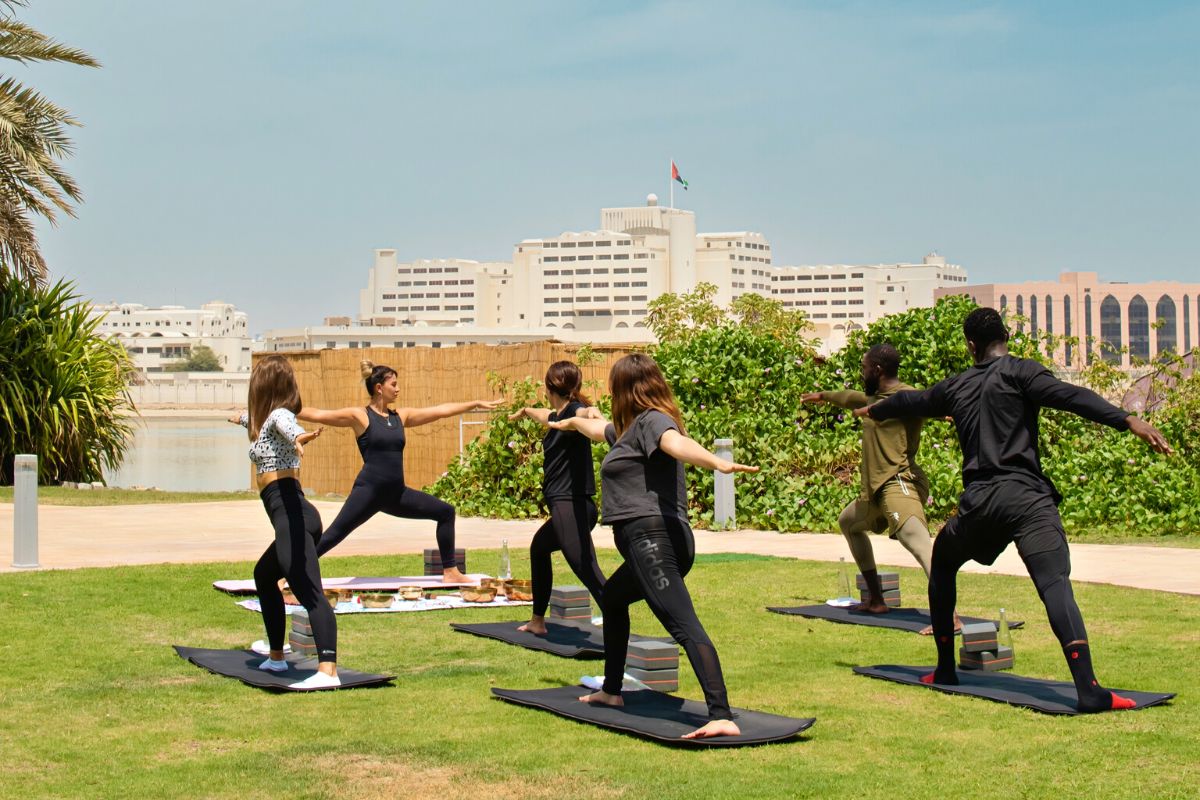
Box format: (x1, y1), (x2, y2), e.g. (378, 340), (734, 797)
(1, 500), (1196, 595)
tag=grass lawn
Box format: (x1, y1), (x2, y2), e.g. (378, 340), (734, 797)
(0, 487), (278, 506)
(0, 550), (1195, 800)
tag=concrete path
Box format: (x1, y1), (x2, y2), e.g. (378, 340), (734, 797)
(1, 500), (1196, 595)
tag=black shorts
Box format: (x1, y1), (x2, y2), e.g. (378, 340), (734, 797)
(938, 479), (1067, 566)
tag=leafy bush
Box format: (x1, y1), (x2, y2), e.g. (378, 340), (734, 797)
(0, 275), (137, 484)
(431, 292), (1199, 538)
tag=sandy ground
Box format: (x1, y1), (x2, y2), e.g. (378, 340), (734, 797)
(1, 499), (1196, 595)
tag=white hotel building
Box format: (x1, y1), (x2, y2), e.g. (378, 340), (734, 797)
(263, 195), (966, 354)
(90, 301), (253, 372)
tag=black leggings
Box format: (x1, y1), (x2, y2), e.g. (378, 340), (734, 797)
(530, 497), (605, 616)
(601, 515), (731, 721)
(253, 479), (337, 663)
(316, 469), (456, 563)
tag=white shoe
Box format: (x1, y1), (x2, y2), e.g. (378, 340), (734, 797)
(290, 671), (341, 690)
(251, 640), (292, 656)
(258, 658), (289, 673)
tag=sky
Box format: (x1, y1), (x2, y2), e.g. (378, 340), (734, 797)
(18, 1), (1200, 335)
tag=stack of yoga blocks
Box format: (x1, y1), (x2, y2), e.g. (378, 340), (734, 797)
(625, 641), (681, 692)
(959, 622), (1014, 671)
(549, 585), (592, 623)
(423, 548), (467, 576)
(857, 571), (902, 608)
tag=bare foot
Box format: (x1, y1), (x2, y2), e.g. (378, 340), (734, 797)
(442, 567), (470, 583)
(918, 613), (964, 636)
(579, 690), (623, 708)
(682, 719), (741, 739)
(849, 600), (890, 614)
(517, 616), (548, 635)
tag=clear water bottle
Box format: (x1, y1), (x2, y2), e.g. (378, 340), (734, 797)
(998, 607), (1013, 649)
(498, 538), (512, 580)
(838, 556), (853, 600)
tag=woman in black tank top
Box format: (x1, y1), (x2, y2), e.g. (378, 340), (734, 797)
(508, 361), (607, 634)
(298, 360), (503, 583)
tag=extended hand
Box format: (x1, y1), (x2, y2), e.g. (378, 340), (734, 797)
(507, 408), (528, 421)
(716, 461), (759, 474)
(853, 405), (874, 418)
(1126, 417), (1173, 455)
(801, 392), (825, 404)
(474, 399), (505, 412)
(547, 418), (576, 431)
(580, 406), (605, 420)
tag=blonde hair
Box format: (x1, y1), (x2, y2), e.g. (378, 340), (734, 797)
(247, 356), (302, 441)
(608, 353), (685, 439)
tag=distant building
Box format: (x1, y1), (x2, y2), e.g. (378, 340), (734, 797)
(89, 301), (251, 372)
(266, 195), (967, 354)
(936, 272), (1200, 368)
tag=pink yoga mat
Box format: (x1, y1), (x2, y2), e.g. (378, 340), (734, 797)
(213, 574), (489, 595)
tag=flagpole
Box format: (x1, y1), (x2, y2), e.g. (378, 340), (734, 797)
(669, 157), (674, 210)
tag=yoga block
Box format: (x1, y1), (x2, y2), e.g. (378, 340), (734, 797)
(549, 597), (591, 612)
(290, 621), (313, 637)
(959, 645), (1014, 671)
(423, 548), (467, 574)
(289, 631), (315, 647)
(626, 666), (680, 691)
(550, 585), (590, 604)
(961, 622), (999, 652)
(626, 648), (680, 671)
(626, 640), (679, 662)
(549, 607), (591, 621)
(856, 572), (900, 592)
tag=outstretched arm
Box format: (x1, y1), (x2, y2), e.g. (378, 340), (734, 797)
(229, 411), (248, 427)
(658, 430), (759, 474)
(508, 407), (553, 425)
(804, 390), (870, 409)
(299, 406), (367, 430)
(858, 383), (949, 421)
(547, 415), (610, 443)
(403, 399), (504, 428)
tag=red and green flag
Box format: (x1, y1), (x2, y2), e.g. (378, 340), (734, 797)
(671, 160), (688, 190)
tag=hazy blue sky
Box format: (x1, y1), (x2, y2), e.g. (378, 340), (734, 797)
(20, 1), (1200, 334)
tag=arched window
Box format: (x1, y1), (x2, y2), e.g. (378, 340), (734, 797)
(1084, 293), (1094, 365)
(1044, 294), (1054, 336)
(1128, 295), (1150, 362)
(1185, 296), (1192, 353)
(1155, 295), (1177, 358)
(1016, 295), (1024, 331)
(999, 294), (1008, 317)
(1063, 295), (1073, 366)
(1030, 295), (1039, 334)
(1100, 295), (1122, 365)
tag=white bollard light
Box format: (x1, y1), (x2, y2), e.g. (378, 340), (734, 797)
(12, 454), (40, 568)
(713, 438), (735, 529)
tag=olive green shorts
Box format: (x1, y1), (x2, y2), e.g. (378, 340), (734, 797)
(850, 473), (929, 539)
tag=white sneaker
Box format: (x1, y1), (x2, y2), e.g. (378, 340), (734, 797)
(290, 671), (341, 690)
(251, 640), (292, 656)
(258, 658), (289, 673)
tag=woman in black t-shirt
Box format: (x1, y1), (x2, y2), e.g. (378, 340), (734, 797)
(549, 353), (758, 740)
(509, 361), (607, 634)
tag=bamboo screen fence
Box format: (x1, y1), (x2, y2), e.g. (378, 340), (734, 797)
(260, 342), (634, 495)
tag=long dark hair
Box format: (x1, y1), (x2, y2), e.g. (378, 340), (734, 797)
(361, 359), (397, 397)
(608, 353), (685, 439)
(248, 356), (302, 441)
(545, 360), (590, 406)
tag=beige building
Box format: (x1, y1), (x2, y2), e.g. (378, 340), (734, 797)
(90, 301), (252, 372)
(936, 272), (1200, 368)
(284, 195), (966, 354)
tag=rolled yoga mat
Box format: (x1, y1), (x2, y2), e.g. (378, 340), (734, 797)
(173, 646), (394, 692)
(852, 664), (1174, 715)
(450, 620), (672, 659)
(766, 605), (1023, 633)
(492, 685), (815, 747)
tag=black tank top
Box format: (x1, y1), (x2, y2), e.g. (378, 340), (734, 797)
(542, 401), (596, 500)
(357, 407), (406, 484)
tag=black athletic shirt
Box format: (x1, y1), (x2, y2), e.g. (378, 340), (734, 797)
(542, 401), (596, 501)
(356, 407), (406, 485)
(869, 354), (1130, 502)
(600, 409), (687, 524)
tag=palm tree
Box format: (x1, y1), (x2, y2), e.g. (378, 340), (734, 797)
(0, 1), (98, 286)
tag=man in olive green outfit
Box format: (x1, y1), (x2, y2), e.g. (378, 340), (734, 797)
(803, 343), (957, 633)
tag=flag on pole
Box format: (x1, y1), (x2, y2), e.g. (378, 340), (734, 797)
(671, 161), (688, 190)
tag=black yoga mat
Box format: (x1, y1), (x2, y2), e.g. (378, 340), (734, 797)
(766, 605), (1024, 633)
(450, 620), (672, 659)
(492, 686), (815, 747)
(174, 646), (394, 692)
(852, 664), (1175, 715)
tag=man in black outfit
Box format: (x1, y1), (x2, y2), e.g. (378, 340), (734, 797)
(855, 307), (1172, 712)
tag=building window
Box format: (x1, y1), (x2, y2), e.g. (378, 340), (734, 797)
(999, 294), (1008, 317)
(1063, 295), (1073, 365)
(1030, 295), (1039, 334)
(1128, 294), (1150, 362)
(1100, 295), (1122, 364)
(1155, 295), (1177, 358)
(1185, 295), (1192, 353)
(1084, 293), (1093, 364)
(1045, 294), (1053, 336)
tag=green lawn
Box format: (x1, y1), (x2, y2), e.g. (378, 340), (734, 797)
(0, 486), (272, 505)
(0, 550), (1194, 799)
